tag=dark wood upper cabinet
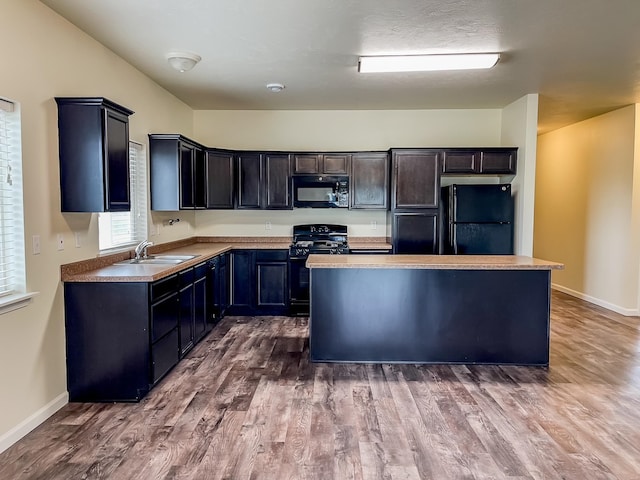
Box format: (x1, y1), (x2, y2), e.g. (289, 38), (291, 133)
(322, 154), (350, 174)
(55, 97), (134, 212)
(442, 150), (479, 174)
(391, 149), (440, 210)
(293, 153), (350, 174)
(263, 153), (292, 209)
(236, 152), (262, 209)
(237, 152), (292, 210)
(350, 152), (389, 210)
(205, 149), (235, 209)
(442, 148), (516, 175)
(293, 154), (321, 174)
(480, 150), (517, 174)
(149, 134), (205, 211)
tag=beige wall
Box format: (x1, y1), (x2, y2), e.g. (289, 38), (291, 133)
(0, 0), (193, 449)
(501, 94), (539, 256)
(535, 106), (640, 314)
(193, 109), (504, 151)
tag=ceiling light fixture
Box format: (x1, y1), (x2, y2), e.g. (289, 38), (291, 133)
(266, 83), (285, 92)
(166, 52), (202, 72)
(358, 53), (500, 73)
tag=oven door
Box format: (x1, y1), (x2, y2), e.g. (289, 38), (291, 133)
(289, 257), (310, 316)
(292, 175), (349, 208)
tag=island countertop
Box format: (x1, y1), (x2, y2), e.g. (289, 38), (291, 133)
(306, 254), (564, 270)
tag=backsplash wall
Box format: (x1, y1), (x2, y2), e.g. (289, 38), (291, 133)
(195, 209), (389, 238)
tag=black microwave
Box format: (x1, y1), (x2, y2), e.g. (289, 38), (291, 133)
(292, 175), (349, 208)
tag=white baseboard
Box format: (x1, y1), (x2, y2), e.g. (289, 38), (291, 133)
(0, 392), (68, 455)
(552, 283), (640, 317)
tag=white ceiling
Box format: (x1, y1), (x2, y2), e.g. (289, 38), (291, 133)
(40, 0), (640, 134)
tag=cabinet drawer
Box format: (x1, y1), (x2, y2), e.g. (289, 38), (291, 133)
(152, 328), (179, 384)
(151, 291), (179, 342)
(151, 274), (178, 302)
(256, 250), (288, 262)
(194, 262), (208, 279)
(179, 267), (195, 286)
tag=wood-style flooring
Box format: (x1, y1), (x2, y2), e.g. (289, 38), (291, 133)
(1, 291), (640, 479)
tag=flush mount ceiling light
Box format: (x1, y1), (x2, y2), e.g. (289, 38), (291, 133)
(166, 52), (202, 72)
(266, 83), (285, 92)
(358, 53), (500, 73)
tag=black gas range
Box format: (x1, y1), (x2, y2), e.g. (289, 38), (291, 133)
(289, 224), (349, 315)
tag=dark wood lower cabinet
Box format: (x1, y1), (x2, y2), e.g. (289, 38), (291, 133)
(64, 259), (217, 403)
(392, 211), (439, 254)
(229, 249), (289, 315)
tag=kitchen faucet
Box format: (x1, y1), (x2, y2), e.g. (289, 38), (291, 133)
(134, 240), (153, 260)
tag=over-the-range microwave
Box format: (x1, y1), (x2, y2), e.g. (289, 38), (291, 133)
(292, 175), (349, 208)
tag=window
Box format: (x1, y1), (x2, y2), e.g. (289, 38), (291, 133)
(0, 97), (25, 300)
(98, 141), (147, 251)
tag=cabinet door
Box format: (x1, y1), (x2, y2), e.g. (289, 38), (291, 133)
(293, 154), (320, 174)
(263, 154), (292, 209)
(104, 108), (130, 211)
(179, 142), (196, 209)
(218, 254), (230, 315)
(179, 282), (194, 357)
(231, 250), (255, 309)
(392, 211), (439, 254)
(206, 150), (235, 209)
(350, 152), (389, 209)
(193, 147), (207, 209)
(256, 262), (288, 309)
(237, 153), (262, 209)
(193, 269), (207, 342)
(442, 151), (479, 174)
(322, 154), (350, 174)
(392, 150), (440, 209)
(480, 150), (517, 174)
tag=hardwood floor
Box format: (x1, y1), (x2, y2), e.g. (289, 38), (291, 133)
(2, 291), (640, 479)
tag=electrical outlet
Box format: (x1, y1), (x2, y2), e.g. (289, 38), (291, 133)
(57, 234), (64, 251)
(371, 221), (377, 230)
(32, 235), (40, 255)
(75, 232), (81, 248)
(265, 221), (272, 231)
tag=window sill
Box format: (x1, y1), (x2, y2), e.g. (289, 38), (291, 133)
(98, 244), (136, 257)
(0, 292), (39, 315)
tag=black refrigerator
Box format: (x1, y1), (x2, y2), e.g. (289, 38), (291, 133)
(441, 184), (514, 254)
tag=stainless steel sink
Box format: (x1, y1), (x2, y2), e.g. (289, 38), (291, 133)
(114, 254), (199, 266)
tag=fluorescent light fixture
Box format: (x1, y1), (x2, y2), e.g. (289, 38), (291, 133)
(358, 53), (500, 73)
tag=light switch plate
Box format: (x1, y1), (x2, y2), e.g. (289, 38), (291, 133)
(57, 234), (64, 251)
(32, 235), (40, 255)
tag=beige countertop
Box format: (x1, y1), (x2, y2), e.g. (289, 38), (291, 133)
(62, 241), (290, 283)
(306, 254), (564, 270)
(61, 237), (394, 282)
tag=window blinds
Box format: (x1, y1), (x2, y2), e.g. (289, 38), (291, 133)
(99, 141), (147, 250)
(0, 98), (24, 296)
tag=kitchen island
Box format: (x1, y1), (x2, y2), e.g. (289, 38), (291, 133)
(307, 255), (563, 366)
